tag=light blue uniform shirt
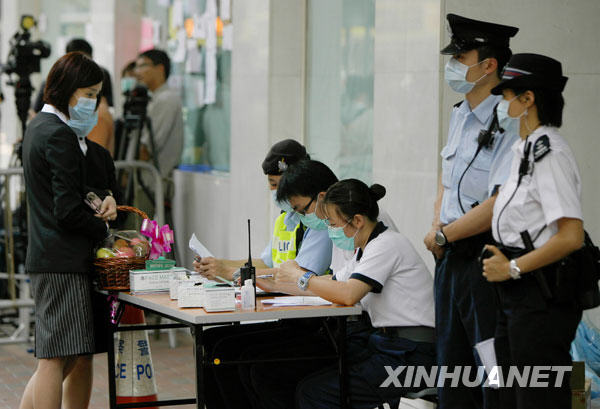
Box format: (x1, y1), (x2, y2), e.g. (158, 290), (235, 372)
(440, 94), (519, 225)
(260, 212), (332, 275)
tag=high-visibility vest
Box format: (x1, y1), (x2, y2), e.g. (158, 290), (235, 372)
(271, 212), (304, 267)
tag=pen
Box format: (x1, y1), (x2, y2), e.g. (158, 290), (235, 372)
(257, 274), (273, 279)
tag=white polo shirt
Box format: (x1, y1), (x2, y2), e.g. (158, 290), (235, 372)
(330, 207), (399, 274)
(492, 126), (583, 248)
(334, 223), (435, 328)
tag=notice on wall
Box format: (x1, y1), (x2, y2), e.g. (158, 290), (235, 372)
(220, 0), (231, 21)
(222, 24), (233, 51)
(140, 17), (154, 52)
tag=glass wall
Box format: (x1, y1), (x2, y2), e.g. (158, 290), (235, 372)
(144, 0), (232, 173)
(305, 0), (375, 183)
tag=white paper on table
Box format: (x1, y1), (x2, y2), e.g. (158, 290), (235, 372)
(262, 296), (332, 307)
(220, 0), (231, 21)
(222, 24), (233, 51)
(189, 233), (214, 258)
(474, 337), (499, 388)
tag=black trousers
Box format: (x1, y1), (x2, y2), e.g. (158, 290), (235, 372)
(295, 333), (436, 409)
(434, 234), (499, 409)
(494, 277), (582, 409)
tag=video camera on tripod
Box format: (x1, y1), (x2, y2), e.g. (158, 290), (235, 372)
(1, 15), (51, 163)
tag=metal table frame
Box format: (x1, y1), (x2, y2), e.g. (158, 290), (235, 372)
(106, 293), (361, 409)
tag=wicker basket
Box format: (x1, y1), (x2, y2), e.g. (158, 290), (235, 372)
(94, 205), (150, 291)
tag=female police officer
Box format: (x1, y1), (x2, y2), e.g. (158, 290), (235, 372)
(482, 54), (583, 409)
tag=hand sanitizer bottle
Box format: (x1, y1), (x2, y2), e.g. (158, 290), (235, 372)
(241, 279), (255, 310)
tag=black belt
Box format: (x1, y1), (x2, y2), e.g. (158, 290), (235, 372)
(377, 326), (435, 343)
(449, 231), (493, 256)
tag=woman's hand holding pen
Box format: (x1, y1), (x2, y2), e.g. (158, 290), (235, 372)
(274, 260), (304, 284)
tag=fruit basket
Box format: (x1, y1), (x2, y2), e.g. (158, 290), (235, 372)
(94, 206), (151, 291)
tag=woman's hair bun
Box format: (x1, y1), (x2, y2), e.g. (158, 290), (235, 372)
(369, 184), (386, 201)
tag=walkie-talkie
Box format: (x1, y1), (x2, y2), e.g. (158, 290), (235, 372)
(239, 219), (256, 305)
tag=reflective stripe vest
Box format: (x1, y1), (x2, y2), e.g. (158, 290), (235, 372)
(271, 212), (303, 267)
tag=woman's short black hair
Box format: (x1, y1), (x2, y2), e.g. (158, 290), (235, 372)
(324, 179), (386, 222)
(276, 160), (338, 202)
(513, 87), (564, 127)
(43, 52), (104, 117)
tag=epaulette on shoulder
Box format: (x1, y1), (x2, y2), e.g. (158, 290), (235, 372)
(533, 134), (551, 162)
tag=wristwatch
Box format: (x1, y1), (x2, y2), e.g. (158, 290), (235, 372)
(435, 228), (449, 248)
(297, 271), (316, 291)
(509, 259), (522, 280)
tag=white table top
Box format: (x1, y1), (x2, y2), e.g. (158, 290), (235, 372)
(114, 292), (363, 325)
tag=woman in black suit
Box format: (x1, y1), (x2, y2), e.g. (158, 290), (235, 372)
(19, 52), (117, 409)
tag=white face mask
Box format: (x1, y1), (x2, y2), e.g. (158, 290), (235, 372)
(496, 95), (527, 135)
(444, 58), (489, 94)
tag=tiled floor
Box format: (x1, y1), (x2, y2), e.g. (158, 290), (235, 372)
(0, 328), (197, 409)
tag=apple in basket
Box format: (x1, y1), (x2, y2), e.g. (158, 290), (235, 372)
(130, 238), (150, 257)
(114, 239), (129, 249)
(114, 247), (136, 258)
(96, 248), (115, 258)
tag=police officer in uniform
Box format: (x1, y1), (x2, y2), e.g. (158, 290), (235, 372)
(482, 54), (583, 409)
(423, 14), (518, 409)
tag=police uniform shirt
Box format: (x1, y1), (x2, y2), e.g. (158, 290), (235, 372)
(260, 211), (333, 275)
(440, 94), (519, 224)
(492, 126), (583, 248)
(334, 223), (435, 328)
(330, 207), (399, 274)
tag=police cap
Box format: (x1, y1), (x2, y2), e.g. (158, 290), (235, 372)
(491, 53), (568, 95)
(262, 139), (309, 175)
(441, 14), (518, 55)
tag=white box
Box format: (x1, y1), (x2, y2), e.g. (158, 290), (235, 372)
(178, 284), (205, 308)
(203, 286), (236, 312)
(169, 271), (198, 299)
(129, 267), (188, 294)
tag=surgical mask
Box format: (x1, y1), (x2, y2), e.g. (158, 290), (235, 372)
(67, 97), (98, 138)
(298, 197), (328, 230)
(121, 77), (136, 93)
(328, 220), (359, 251)
(496, 96), (526, 135)
(444, 58), (488, 94)
(271, 190), (294, 214)
(299, 211), (328, 231)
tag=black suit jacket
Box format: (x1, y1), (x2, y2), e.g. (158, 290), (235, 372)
(23, 113), (109, 273)
(85, 139), (126, 227)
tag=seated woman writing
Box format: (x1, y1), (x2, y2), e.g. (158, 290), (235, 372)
(268, 179), (436, 409)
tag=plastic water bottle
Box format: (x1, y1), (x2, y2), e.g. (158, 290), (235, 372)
(241, 279), (255, 310)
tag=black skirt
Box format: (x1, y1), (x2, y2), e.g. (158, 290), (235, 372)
(29, 272), (95, 358)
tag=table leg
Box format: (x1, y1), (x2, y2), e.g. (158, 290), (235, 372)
(107, 322), (117, 409)
(193, 325), (204, 409)
(338, 317), (348, 409)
